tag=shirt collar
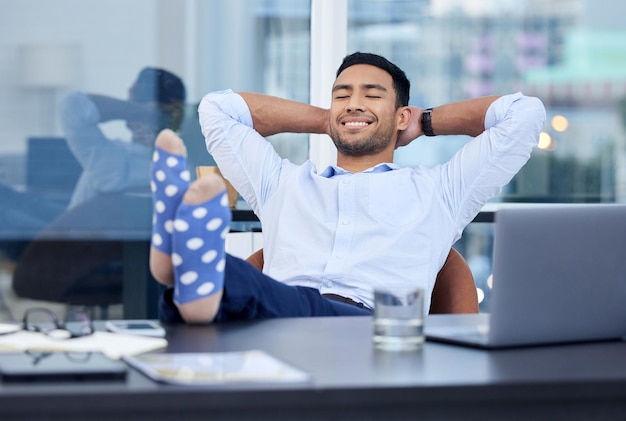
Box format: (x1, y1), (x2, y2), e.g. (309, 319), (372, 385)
(319, 162), (398, 178)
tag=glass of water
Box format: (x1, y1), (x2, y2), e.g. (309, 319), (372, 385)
(373, 288), (424, 351)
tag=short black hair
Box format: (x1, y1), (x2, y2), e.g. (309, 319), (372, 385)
(131, 67), (186, 104)
(336, 52), (410, 108)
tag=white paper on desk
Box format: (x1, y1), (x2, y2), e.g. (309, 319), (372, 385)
(0, 323), (20, 335)
(123, 350), (312, 386)
(0, 331), (167, 359)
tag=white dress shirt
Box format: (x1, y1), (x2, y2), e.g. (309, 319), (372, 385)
(199, 90), (546, 310)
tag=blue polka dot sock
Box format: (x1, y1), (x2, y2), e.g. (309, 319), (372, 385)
(171, 190), (232, 304)
(151, 147), (191, 255)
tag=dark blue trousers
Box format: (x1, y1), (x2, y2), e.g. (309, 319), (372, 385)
(159, 254), (372, 323)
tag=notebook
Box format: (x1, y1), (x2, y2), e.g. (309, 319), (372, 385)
(0, 351), (127, 382)
(426, 204), (626, 349)
(123, 350), (312, 386)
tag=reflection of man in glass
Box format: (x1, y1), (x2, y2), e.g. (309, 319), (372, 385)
(62, 67), (186, 208)
(0, 68), (185, 240)
(8, 68), (186, 307)
(0, 67), (185, 263)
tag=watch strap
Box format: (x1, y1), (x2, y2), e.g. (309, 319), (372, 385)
(422, 107), (435, 137)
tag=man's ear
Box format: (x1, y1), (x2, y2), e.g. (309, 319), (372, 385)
(396, 106), (412, 130)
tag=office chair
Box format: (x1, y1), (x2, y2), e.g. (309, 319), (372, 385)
(245, 247), (478, 314)
(12, 191), (152, 319)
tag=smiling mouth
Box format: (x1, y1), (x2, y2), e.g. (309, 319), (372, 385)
(343, 121), (370, 129)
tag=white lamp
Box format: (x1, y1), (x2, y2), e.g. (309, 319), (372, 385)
(18, 44), (81, 134)
(18, 44), (81, 88)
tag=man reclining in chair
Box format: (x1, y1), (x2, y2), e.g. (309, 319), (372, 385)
(150, 52), (545, 323)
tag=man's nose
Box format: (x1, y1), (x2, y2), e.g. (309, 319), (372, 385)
(346, 95), (365, 113)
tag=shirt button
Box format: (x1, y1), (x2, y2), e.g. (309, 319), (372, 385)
(342, 220), (350, 225)
(327, 280), (334, 287)
(335, 254), (343, 259)
(342, 179), (350, 184)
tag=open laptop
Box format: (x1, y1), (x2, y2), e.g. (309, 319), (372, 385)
(426, 204), (626, 349)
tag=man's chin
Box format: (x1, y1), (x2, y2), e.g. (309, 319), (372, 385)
(335, 144), (370, 157)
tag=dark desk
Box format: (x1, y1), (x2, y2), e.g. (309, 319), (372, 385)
(1, 315), (626, 420)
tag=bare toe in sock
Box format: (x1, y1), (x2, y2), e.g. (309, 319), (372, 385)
(172, 175), (232, 323)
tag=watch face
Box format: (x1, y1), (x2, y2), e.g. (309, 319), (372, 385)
(422, 108), (435, 136)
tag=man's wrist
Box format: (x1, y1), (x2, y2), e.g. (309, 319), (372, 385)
(421, 108), (436, 137)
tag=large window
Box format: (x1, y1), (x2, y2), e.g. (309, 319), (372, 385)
(348, 0), (626, 203)
(0, 0), (311, 321)
(0, 0), (624, 319)
(347, 0), (626, 310)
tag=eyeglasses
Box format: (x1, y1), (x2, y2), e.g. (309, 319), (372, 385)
(22, 307), (93, 340)
(25, 350), (93, 365)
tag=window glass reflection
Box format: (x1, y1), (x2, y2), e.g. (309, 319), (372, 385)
(0, 0), (310, 321)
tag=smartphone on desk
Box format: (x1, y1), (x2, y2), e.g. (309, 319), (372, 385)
(105, 320), (165, 338)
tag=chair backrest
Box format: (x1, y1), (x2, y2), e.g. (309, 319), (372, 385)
(429, 248), (478, 314)
(12, 192), (152, 308)
(246, 247), (478, 314)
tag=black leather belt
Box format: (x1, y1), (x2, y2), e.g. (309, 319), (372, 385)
(322, 293), (372, 312)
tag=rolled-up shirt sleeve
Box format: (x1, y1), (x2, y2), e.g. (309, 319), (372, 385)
(198, 90), (283, 215)
(59, 91), (103, 165)
(438, 92), (546, 233)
